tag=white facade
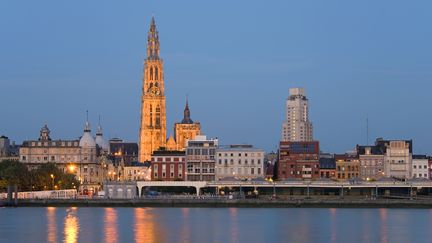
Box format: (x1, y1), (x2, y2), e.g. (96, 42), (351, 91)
(383, 141), (412, 179)
(186, 135), (218, 181)
(215, 145), (265, 180)
(281, 88), (313, 142)
(412, 156), (429, 179)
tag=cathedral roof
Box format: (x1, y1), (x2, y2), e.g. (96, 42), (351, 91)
(181, 98), (194, 124)
(79, 120), (96, 148)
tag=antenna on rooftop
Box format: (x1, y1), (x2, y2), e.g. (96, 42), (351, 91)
(366, 117), (369, 145)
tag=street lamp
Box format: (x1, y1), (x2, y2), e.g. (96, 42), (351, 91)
(50, 174), (55, 190)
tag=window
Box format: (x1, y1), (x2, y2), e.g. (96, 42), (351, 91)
(238, 159), (241, 165)
(51, 156), (55, 161)
(414, 165), (417, 169)
(230, 159), (234, 165)
(251, 168), (254, 174)
(218, 159), (222, 165)
(258, 159), (261, 164)
(251, 159), (255, 165)
(194, 149), (201, 155)
(258, 168), (261, 174)
(22, 156), (26, 161)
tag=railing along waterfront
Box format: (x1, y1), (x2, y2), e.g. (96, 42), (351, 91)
(0, 189), (77, 199)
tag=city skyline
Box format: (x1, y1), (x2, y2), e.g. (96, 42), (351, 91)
(2, 1), (432, 154)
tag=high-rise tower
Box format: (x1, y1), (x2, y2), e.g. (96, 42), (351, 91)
(281, 88), (313, 142)
(139, 17), (167, 162)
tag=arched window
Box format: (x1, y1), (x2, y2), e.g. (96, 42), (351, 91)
(149, 104), (153, 127)
(155, 67), (159, 80)
(150, 67), (153, 80)
(156, 105), (161, 127)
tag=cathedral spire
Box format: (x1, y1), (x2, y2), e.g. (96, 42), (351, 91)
(147, 16), (160, 60)
(181, 97), (194, 124)
(96, 115), (102, 136)
(84, 110), (91, 132)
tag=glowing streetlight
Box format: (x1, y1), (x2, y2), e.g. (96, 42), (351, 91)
(50, 174), (55, 190)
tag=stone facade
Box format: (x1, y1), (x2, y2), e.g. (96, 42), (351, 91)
(412, 155), (429, 179)
(174, 99), (201, 151)
(19, 124), (104, 194)
(104, 181), (137, 199)
(186, 135), (218, 181)
(356, 145), (385, 180)
(281, 88), (313, 142)
(334, 154), (360, 181)
(124, 162), (151, 181)
(139, 17), (167, 162)
(215, 145), (265, 180)
(376, 139), (413, 179)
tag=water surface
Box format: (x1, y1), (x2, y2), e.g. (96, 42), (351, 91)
(0, 207), (431, 243)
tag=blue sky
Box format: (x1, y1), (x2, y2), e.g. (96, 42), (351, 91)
(1, 1), (432, 154)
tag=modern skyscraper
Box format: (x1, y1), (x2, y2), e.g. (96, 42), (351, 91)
(281, 88), (313, 142)
(139, 17), (167, 162)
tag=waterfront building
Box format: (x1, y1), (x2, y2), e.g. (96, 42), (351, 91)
(109, 138), (138, 166)
(0, 135), (19, 161)
(173, 99), (201, 151)
(0, 135), (10, 157)
(186, 135), (218, 181)
(281, 88), (313, 142)
(215, 145), (265, 180)
(124, 161), (151, 181)
(356, 145), (385, 180)
(151, 150), (186, 181)
(375, 139), (413, 179)
(429, 158), (432, 179)
(334, 154), (360, 181)
(139, 17), (167, 162)
(319, 157), (336, 179)
(277, 141), (320, 180)
(19, 123), (104, 194)
(412, 155), (429, 179)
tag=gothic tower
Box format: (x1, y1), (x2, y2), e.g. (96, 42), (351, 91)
(174, 98), (201, 150)
(139, 17), (167, 162)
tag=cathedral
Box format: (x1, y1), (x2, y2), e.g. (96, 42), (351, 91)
(138, 17), (201, 162)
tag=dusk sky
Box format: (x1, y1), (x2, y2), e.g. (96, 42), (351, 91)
(1, 1), (432, 154)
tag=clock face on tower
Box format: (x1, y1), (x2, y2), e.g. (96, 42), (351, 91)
(148, 86), (161, 96)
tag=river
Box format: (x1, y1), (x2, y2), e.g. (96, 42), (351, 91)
(0, 207), (431, 243)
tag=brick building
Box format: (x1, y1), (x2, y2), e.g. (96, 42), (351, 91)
(151, 150), (186, 181)
(277, 141), (320, 180)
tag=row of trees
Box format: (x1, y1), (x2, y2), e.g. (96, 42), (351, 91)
(0, 160), (80, 192)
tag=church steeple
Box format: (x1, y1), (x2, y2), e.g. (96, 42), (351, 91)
(147, 16), (160, 60)
(96, 115), (102, 136)
(139, 17), (167, 162)
(181, 97), (194, 124)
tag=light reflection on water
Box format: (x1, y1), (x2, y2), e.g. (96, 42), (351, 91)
(63, 207), (79, 243)
(134, 208), (158, 243)
(13, 207), (432, 243)
(104, 208), (118, 243)
(379, 208), (388, 243)
(47, 207), (57, 243)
